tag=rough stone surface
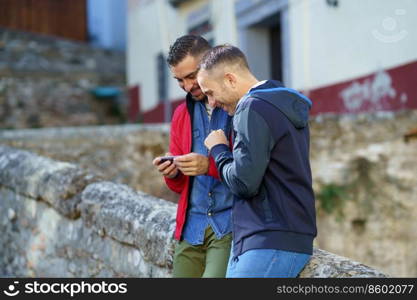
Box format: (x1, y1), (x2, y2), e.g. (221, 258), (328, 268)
(0, 28), (127, 129)
(2, 111), (417, 276)
(0, 145), (387, 277)
(300, 249), (387, 278)
(0, 145), (101, 218)
(310, 110), (417, 277)
(0, 29), (125, 75)
(0, 189), (169, 277)
(80, 181), (176, 268)
(0, 124), (176, 202)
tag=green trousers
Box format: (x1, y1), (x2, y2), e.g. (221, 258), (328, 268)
(173, 226), (232, 278)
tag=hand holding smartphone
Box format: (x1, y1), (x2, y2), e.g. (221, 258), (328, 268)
(152, 154), (179, 179)
(158, 156), (177, 164)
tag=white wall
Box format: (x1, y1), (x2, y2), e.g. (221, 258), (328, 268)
(211, 0), (238, 45)
(128, 0), (238, 112)
(290, 0), (417, 90)
(128, 0), (417, 113)
(127, 0), (182, 111)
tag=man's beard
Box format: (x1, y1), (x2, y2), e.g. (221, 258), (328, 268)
(192, 93), (208, 102)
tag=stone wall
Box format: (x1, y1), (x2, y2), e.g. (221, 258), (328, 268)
(0, 145), (386, 277)
(2, 110), (417, 276)
(0, 124), (177, 203)
(310, 110), (417, 277)
(0, 29), (126, 129)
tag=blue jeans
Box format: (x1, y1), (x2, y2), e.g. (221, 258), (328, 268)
(226, 248), (311, 278)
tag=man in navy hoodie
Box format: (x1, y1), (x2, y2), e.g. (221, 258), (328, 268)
(198, 45), (317, 278)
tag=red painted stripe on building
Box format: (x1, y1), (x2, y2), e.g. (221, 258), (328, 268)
(308, 60), (417, 115)
(142, 98), (185, 123)
(128, 85), (141, 122)
(138, 60), (417, 123)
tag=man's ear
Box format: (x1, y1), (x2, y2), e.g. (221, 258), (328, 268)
(224, 72), (237, 88)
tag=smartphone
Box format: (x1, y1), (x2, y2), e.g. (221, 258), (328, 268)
(158, 156), (177, 164)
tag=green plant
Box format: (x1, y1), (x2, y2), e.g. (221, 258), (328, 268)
(316, 183), (348, 218)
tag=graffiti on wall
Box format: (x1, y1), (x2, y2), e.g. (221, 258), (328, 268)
(339, 70), (398, 112)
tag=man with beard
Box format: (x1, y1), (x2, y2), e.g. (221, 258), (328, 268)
(153, 36), (233, 278)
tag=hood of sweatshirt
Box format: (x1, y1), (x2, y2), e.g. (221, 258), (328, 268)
(246, 80), (312, 129)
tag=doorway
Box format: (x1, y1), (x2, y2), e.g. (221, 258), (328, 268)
(235, 0), (289, 85)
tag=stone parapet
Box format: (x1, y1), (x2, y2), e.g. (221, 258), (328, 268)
(0, 145), (387, 277)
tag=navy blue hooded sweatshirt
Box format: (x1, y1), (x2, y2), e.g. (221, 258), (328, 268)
(210, 80), (317, 258)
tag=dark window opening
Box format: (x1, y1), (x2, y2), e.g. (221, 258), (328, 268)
(270, 21), (282, 82)
(157, 52), (168, 102)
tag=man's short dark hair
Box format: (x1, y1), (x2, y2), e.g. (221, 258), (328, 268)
(167, 35), (211, 66)
(199, 44), (250, 71)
